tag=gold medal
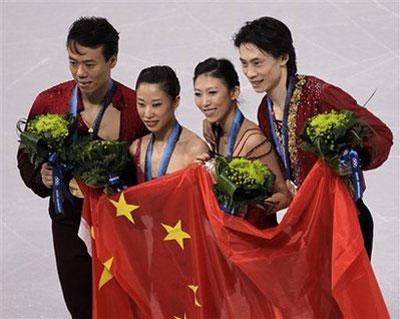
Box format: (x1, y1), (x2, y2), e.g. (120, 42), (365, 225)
(69, 178), (84, 198)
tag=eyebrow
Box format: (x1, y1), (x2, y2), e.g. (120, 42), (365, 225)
(240, 58), (261, 63)
(68, 56), (95, 63)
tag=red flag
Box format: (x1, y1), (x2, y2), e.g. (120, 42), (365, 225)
(82, 161), (389, 318)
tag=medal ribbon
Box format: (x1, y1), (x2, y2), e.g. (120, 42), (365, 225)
(145, 121), (182, 181)
(266, 76), (295, 181)
(225, 108), (244, 158)
(69, 79), (116, 141)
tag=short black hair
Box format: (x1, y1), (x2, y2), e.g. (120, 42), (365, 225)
(234, 16), (297, 76)
(66, 16), (119, 61)
(193, 58), (240, 90)
(135, 65), (180, 100)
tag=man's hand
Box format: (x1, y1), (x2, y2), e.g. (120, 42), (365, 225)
(40, 163), (53, 189)
(338, 161), (352, 176)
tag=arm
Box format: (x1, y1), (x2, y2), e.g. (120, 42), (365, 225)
(320, 83), (393, 169)
(17, 92), (52, 198)
(238, 132), (292, 213)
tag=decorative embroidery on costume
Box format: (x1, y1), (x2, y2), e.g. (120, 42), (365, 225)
(287, 75), (306, 185)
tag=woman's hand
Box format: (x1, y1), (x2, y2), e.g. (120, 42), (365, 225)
(40, 162), (53, 189)
(195, 152), (211, 164)
(263, 192), (292, 215)
(195, 153), (216, 183)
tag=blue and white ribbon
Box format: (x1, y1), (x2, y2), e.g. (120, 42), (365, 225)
(340, 148), (366, 201)
(48, 152), (74, 214)
(107, 173), (128, 193)
(220, 202), (239, 215)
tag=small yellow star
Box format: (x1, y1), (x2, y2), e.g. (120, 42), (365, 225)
(98, 257), (114, 290)
(109, 192), (139, 223)
(188, 284), (202, 307)
(90, 226), (95, 239)
(174, 313), (187, 319)
(161, 220), (191, 250)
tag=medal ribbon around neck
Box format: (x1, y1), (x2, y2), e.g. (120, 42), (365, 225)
(266, 76), (295, 180)
(145, 121), (182, 181)
(224, 108), (244, 158)
(69, 79), (116, 141)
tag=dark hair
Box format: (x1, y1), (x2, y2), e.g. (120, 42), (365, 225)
(193, 58), (240, 90)
(234, 16), (297, 76)
(135, 65), (180, 100)
(66, 17), (119, 61)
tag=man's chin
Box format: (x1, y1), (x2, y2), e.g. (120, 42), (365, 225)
(253, 86), (267, 94)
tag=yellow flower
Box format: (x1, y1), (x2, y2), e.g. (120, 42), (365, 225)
(29, 114), (69, 142)
(229, 158), (270, 184)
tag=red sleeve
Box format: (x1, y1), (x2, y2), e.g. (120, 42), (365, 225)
(257, 95), (269, 137)
(319, 83), (393, 169)
(17, 92), (52, 198)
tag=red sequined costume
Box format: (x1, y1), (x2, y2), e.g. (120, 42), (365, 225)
(257, 75), (393, 186)
(257, 74), (393, 257)
(17, 79), (147, 318)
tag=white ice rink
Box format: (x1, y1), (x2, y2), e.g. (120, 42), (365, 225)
(2, 1), (399, 318)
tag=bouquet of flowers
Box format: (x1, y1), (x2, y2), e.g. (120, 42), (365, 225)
(71, 137), (130, 194)
(300, 110), (367, 199)
(214, 157), (276, 215)
(17, 113), (74, 214)
(17, 113), (73, 168)
(300, 110), (364, 170)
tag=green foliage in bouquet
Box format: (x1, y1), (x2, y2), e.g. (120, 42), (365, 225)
(300, 110), (364, 170)
(214, 157), (276, 213)
(18, 113), (73, 168)
(70, 137), (130, 194)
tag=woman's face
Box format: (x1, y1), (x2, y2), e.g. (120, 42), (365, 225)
(136, 83), (178, 133)
(194, 75), (238, 124)
(239, 42), (288, 93)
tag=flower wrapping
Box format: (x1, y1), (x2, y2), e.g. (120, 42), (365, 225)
(214, 157), (276, 215)
(71, 137), (130, 194)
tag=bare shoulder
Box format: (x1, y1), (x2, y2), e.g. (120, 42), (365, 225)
(180, 128), (209, 157)
(129, 134), (151, 157)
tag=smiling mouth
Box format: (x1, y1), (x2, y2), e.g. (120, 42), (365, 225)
(78, 81), (92, 87)
(250, 79), (263, 86)
(144, 121), (158, 127)
(202, 108), (217, 117)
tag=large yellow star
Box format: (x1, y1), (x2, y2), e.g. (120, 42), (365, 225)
(98, 257), (114, 290)
(161, 220), (191, 250)
(109, 192), (139, 223)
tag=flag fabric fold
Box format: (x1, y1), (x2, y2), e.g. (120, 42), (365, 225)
(80, 161), (389, 318)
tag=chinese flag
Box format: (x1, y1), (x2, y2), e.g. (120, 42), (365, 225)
(81, 161), (389, 318)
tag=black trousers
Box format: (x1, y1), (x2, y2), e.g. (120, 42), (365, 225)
(52, 221), (92, 319)
(356, 199), (374, 260)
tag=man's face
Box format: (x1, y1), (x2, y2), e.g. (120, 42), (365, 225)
(68, 42), (117, 95)
(239, 42), (287, 93)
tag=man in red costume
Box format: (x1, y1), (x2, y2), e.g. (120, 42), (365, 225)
(17, 17), (146, 318)
(233, 16), (393, 259)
